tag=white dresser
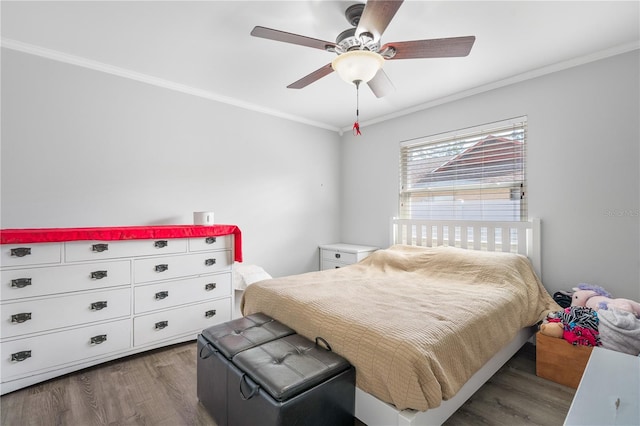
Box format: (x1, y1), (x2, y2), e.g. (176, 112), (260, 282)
(564, 346), (640, 425)
(319, 243), (378, 270)
(0, 225), (240, 394)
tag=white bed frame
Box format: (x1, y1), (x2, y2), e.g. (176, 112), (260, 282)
(355, 218), (542, 426)
(391, 218), (541, 279)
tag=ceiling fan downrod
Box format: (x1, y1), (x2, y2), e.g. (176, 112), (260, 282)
(345, 3), (365, 27)
(334, 4), (378, 54)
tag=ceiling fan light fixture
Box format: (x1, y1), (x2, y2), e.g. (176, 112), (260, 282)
(331, 50), (384, 85)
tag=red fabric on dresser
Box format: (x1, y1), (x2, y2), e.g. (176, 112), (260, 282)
(0, 225), (243, 262)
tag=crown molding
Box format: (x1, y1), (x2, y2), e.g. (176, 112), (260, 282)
(344, 40), (640, 133)
(3, 37), (637, 136)
(1, 38), (341, 133)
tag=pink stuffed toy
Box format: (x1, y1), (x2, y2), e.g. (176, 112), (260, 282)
(571, 283), (640, 318)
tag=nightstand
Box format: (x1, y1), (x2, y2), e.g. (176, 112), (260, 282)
(319, 243), (378, 270)
(564, 347), (639, 425)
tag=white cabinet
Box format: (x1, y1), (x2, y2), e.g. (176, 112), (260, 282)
(564, 347), (640, 425)
(319, 243), (378, 270)
(0, 230), (236, 394)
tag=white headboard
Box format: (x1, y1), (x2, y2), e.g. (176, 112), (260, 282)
(391, 218), (541, 279)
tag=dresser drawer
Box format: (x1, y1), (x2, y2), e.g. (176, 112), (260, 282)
(0, 260), (131, 302)
(134, 251), (232, 284)
(321, 260), (349, 270)
(65, 239), (187, 262)
(134, 298), (231, 347)
(188, 235), (231, 252)
(321, 249), (358, 264)
(134, 272), (231, 314)
(1, 243), (62, 268)
(1, 318), (131, 382)
(2, 287), (131, 339)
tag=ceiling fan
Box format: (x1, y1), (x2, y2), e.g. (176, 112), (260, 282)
(250, 0), (476, 98)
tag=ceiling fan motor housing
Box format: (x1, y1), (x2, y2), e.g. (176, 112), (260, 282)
(335, 28), (379, 54)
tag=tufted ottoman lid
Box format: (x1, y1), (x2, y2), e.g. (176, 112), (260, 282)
(201, 313), (295, 359)
(232, 334), (352, 402)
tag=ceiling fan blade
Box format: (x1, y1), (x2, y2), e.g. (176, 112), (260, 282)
(287, 63), (334, 89)
(251, 26), (337, 51)
(382, 36), (476, 60)
(356, 0), (404, 41)
(367, 69), (395, 98)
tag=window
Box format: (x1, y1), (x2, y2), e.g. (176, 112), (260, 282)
(399, 117), (527, 221)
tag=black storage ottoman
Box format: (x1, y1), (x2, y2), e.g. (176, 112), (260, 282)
(227, 334), (355, 426)
(197, 313), (295, 426)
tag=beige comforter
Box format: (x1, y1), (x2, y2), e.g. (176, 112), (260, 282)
(241, 245), (559, 411)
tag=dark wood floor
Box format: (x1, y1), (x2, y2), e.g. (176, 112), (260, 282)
(444, 343), (576, 425)
(1, 341), (575, 425)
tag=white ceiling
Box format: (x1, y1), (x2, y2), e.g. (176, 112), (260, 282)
(2, 1), (639, 132)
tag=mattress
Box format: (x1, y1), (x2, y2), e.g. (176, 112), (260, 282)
(241, 245), (559, 411)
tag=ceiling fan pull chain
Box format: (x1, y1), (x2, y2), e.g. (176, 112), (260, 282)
(353, 81), (362, 136)
(353, 121), (361, 136)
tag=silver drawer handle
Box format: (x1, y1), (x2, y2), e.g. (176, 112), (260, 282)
(205, 237), (216, 244)
(10, 247), (31, 257)
(155, 321), (168, 330)
(155, 264), (169, 273)
(90, 335), (107, 345)
(90, 301), (108, 311)
(204, 258), (216, 266)
(91, 270), (108, 280)
(154, 240), (168, 248)
(205, 309), (216, 318)
(92, 243), (109, 252)
(11, 313), (32, 323)
(11, 350), (31, 362)
(204, 283), (217, 291)
(155, 291), (169, 300)
(11, 278), (32, 289)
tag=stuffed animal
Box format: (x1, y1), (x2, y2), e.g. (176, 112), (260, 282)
(539, 311), (568, 338)
(539, 321), (564, 338)
(571, 283), (640, 318)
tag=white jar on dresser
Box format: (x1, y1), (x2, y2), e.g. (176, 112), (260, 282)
(0, 225), (242, 395)
(319, 243), (378, 270)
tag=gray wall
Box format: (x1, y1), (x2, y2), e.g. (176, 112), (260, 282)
(3, 45), (639, 301)
(340, 50), (640, 301)
(1, 48), (342, 277)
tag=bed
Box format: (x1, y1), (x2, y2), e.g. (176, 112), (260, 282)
(241, 218), (560, 425)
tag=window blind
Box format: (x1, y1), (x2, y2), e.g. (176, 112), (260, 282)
(399, 117), (527, 221)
